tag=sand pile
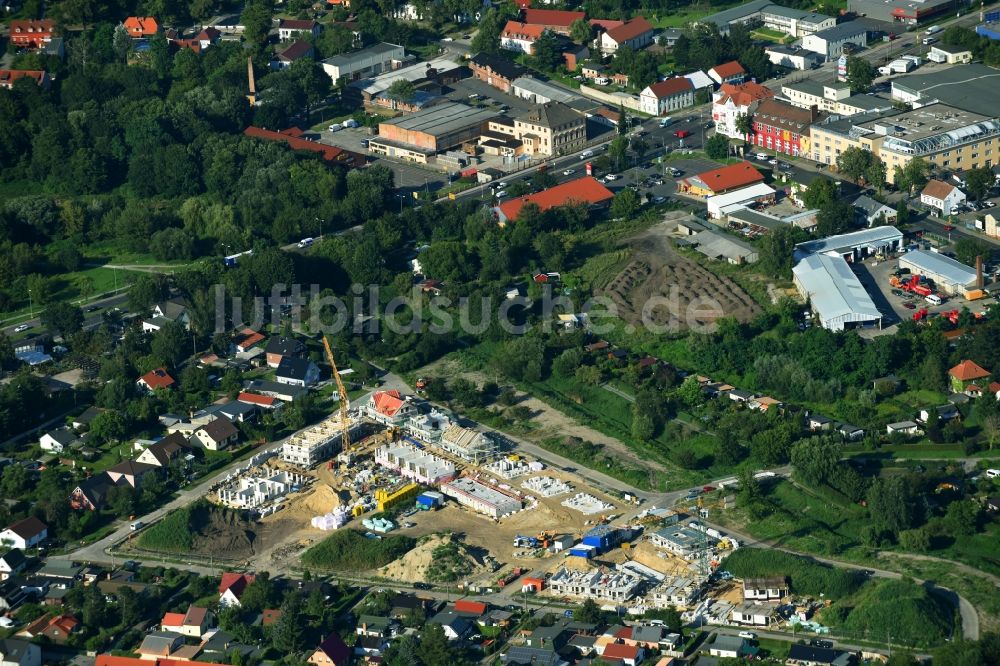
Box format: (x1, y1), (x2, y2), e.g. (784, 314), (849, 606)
(378, 534), (488, 583)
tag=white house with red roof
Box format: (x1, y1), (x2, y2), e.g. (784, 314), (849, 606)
(160, 605), (213, 638)
(137, 368), (175, 393)
(501, 21), (546, 54)
(639, 78), (694, 116)
(365, 390), (416, 425)
(601, 642), (645, 666)
(277, 18), (321, 40)
(123, 16), (160, 37)
(219, 573), (255, 607)
(708, 60), (746, 85)
(712, 81), (774, 138)
(597, 17), (654, 54)
(9, 19), (54, 49)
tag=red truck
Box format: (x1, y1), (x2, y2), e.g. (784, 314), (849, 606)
(674, 129), (691, 139)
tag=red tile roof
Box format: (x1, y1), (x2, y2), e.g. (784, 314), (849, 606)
(715, 81), (774, 108)
(454, 599), (487, 615)
(605, 16), (653, 44)
(590, 18), (624, 30)
(218, 572), (255, 597)
(949, 359), (990, 381)
(238, 392), (278, 407)
(97, 656), (220, 666)
(647, 77), (693, 98)
(711, 60), (746, 79)
(687, 160), (764, 194)
(0, 70), (48, 88)
(497, 176), (614, 222)
(9, 19), (54, 44)
(278, 19), (319, 30)
(372, 390), (405, 417)
(139, 367), (175, 390)
(922, 179), (958, 201)
(197, 27), (221, 42)
(603, 643), (641, 660)
(124, 16), (159, 36)
(244, 126), (366, 167)
(262, 609), (282, 626)
(989, 381), (1000, 393)
(235, 329), (265, 349)
(502, 20), (546, 41)
(161, 613), (185, 627)
(522, 8), (585, 27)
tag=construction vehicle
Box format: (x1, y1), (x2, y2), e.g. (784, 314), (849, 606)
(497, 568), (523, 587)
(913, 308), (929, 322)
(940, 309), (960, 325)
(900, 274), (933, 297)
(513, 535), (538, 548)
(322, 336), (352, 453)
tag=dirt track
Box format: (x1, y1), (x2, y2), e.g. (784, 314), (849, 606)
(601, 219), (762, 331)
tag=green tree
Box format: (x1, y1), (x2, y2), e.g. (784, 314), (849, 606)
(866, 477), (921, 538)
(954, 237), (991, 267)
(631, 406), (654, 441)
(899, 527), (931, 552)
(895, 157), (929, 194)
(816, 200), (854, 236)
(576, 598), (602, 623)
(40, 302), (84, 338)
(471, 8), (504, 54)
(704, 134), (729, 159)
(758, 225), (804, 277)
(532, 30), (563, 72)
(964, 166), (994, 201)
(802, 177), (839, 209)
(128, 274), (169, 312)
(89, 411), (128, 443)
(846, 56), (875, 93)
(837, 146), (880, 184)
(418, 623), (454, 666)
(790, 437), (839, 486)
(386, 79), (416, 102)
(151, 320), (190, 369)
(944, 499), (980, 537)
(570, 18), (593, 43)
(241, 0), (274, 48)
(734, 113), (753, 139)
(610, 188), (640, 219)
(271, 592), (305, 651)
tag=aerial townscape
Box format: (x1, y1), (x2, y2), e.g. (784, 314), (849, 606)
(3, 0), (1000, 664)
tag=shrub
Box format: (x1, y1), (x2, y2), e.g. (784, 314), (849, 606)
(301, 529), (414, 570)
(720, 547), (864, 600)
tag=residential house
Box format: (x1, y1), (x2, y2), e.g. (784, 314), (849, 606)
(0, 70), (50, 90)
(765, 44), (823, 70)
(853, 195), (897, 226)
(39, 427), (77, 454)
(309, 632), (352, 666)
(807, 414), (834, 431)
(388, 593), (434, 620)
(28, 615), (79, 644)
(786, 643), (854, 665)
(0, 577), (31, 611)
(234, 329), (265, 353)
(214, 401), (259, 424)
(602, 642), (644, 665)
(273, 41), (315, 69)
(838, 423), (865, 441)
(0, 551), (26, 581)
(105, 460), (157, 489)
(751, 97), (818, 157)
(265, 336), (307, 368)
(712, 81), (774, 139)
(886, 420), (920, 436)
(513, 102), (586, 157)
(244, 379), (306, 402)
(191, 418), (239, 451)
(0, 518), (47, 551)
(920, 404), (961, 423)
(0, 639), (40, 666)
(639, 78), (694, 116)
(469, 52), (527, 93)
(162, 606), (213, 638)
(137, 368), (175, 393)
(137, 631), (185, 658)
(69, 474), (116, 511)
(949, 359), (990, 393)
(356, 615), (396, 638)
(238, 392), (284, 410)
(9, 20), (54, 49)
(278, 19), (321, 41)
(921, 179), (967, 216)
(597, 17), (654, 54)
(365, 390), (416, 425)
(123, 16), (160, 37)
(276, 357), (321, 387)
(708, 635), (748, 658)
(521, 8), (585, 35)
(427, 610), (473, 640)
(731, 602), (776, 626)
(708, 60), (746, 85)
(71, 406), (106, 430)
(136, 433), (189, 467)
(742, 576), (788, 599)
(501, 21), (545, 54)
(219, 573), (255, 607)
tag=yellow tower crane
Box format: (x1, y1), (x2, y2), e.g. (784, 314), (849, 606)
(322, 336), (352, 453)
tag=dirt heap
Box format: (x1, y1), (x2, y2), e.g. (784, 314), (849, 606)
(189, 507), (258, 558)
(378, 533), (488, 583)
(600, 221), (762, 331)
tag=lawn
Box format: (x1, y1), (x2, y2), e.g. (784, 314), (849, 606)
(1, 266), (141, 323)
(751, 28), (796, 45)
(935, 522), (1000, 578)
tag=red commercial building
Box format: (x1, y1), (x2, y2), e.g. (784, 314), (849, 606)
(521, 8), (586, 34)
(494, 176), (614, 224)
(751, 98), (819, 158)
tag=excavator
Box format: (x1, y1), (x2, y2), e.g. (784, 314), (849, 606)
(322, 335), (351, 455)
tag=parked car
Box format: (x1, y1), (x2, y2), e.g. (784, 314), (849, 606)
(563, 169), (576, 176)
(580, 150), (594, 159)
(604, 174), (620, 181)
(653, 196), (667, 204)
(328, 123), (343, 132)
(738, 631), (757, 640)
(810, 639), (834, 649)
(903, 302), (917, 309)
(668, 167), (682, 177)
(13, 324), (30, 333)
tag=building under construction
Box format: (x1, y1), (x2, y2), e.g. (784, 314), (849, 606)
(281, 414), (362, 467)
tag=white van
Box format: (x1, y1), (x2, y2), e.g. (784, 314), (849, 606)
(343, 118), (359, 128)
(130, 521), (144, 531)
(922, 37), (938, 45)
(659, 117), (673, 127)
(987, 468), (1000, 478)
(328, 123), (344, 132)
(925, 294), (942, 306)
(298, 237), (315, 248)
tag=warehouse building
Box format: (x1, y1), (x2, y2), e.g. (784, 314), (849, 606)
(440, 477), (522, 519)
(898, 250), (978, 295)
(849, 0), (962, 25)
(794, 226), (904, 262)
(705, 183), (776, 219)
(793, 253), (883, 331)
(369, 102), (499, 163)
(686, 230), (759, 265)
(890, 64), (1000, 117)
(581, 525), (631, 553)
(375, 443), (456, 485)
(321, 42), (406, 83)
(801, 21), (868, 60)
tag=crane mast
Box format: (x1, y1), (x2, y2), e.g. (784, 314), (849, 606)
(322, 336), (351, 453)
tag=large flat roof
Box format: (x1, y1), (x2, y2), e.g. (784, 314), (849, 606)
(795, 226), (903, 255)
(793, 253), (881, 322)
(351, 56), (461, 95)
(699, 0), (772, 27)
(322, 42), (404, 68)
(899, 249), (978, 287)
(706, 183), (776, 208)
(512, 77), (580, 104)
(381, 102), (499, 137)
(892, 64), (1000, 117)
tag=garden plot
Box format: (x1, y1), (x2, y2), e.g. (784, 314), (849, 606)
(523, 475), (573, 497)
(562, 492), (614, 515)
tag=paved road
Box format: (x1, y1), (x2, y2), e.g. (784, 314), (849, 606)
(2, 291), (129, 338)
